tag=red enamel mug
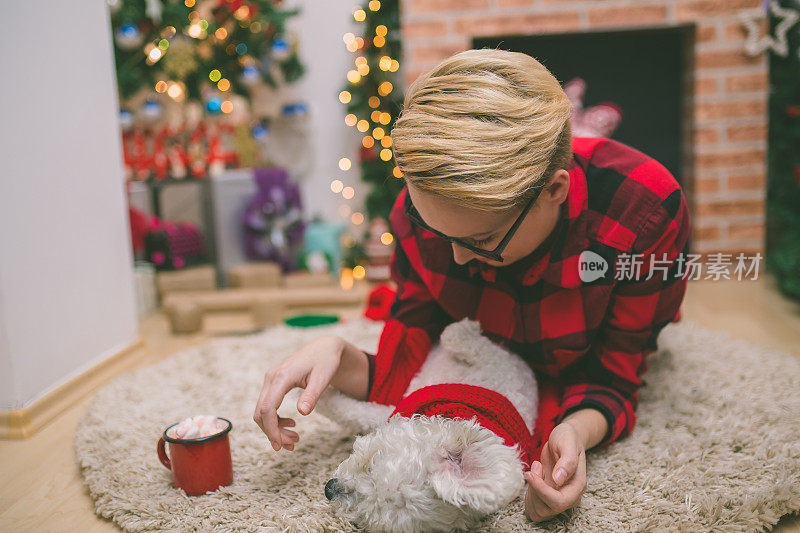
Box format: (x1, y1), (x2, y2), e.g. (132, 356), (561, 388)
(157, 417), (233, 495)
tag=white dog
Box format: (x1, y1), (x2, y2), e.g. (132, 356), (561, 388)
(316, 318), (540, 532)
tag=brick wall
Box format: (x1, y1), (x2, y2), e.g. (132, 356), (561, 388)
(399, 0), (768, 255)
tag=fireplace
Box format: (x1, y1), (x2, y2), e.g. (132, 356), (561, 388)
(400, 0), (768, 255)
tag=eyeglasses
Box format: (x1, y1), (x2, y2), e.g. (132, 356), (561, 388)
(404, 191), (539, 263)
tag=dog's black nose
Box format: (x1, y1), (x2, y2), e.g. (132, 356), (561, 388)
(325, 478), (342, 500)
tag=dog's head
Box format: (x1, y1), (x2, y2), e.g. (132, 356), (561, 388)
(324, 415), (525, 532)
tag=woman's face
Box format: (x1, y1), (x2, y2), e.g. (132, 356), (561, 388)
(405, 169), (570, 268)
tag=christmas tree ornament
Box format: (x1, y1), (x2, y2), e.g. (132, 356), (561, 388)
(141, 98), (162, 121)
(119, 108), (134, 130)
(240, 65), (261, 86)
(115, 23), (143, 50)
(271, 38), (290, 61)
(161, 36), (200, 79)
(364, 217), (393, 281)
(144, 0), (162, 23)
(738, 0), (799, 57)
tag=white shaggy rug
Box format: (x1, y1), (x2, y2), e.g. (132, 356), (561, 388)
(74, 318), (800, 532)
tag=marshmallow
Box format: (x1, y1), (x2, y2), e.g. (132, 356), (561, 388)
(168, 415), (226, 439)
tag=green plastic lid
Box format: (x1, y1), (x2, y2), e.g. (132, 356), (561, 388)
(283, 314), (340, 328)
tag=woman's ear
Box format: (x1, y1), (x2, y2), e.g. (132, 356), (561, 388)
(541, 169), (570, 206)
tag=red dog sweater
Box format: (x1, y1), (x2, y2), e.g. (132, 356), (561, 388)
(388, 378), (563, 470)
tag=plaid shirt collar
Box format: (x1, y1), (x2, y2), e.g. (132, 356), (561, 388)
(466, 156), (589, 289)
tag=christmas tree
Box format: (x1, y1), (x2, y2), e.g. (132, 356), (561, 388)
(338, 0), (403, 271)
(766, 2), (800, 301)
(108, 0), (304, 106)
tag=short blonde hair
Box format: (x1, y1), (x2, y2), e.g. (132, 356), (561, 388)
(391, 48), (573, 212)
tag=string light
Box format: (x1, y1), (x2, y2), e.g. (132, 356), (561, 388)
(249, 21), (262, 33)
(353, 9), (366, 21)
(220, 100), (233, 113)
(389, 60), (399, 72)
(379, 56), (391, 71)
(217, 78), (230, 91)
(158, 39), (169, 50)
(330, 179), (344, 193)
(184, 0), (195, 6)
(155, 81), (168, 93)
(368, 0), (381, 11)
(342, 186), (355, 199)
(371, 110), (382, 122)
(380, 232), (394, 245)
(375, 25), (387, 36)
(393, 166), (403, 178)
(339, 90), (351, 103)
(355, 56), (367, 67)
(346, 40), (358, 53)
(381, 135), (392, 147)
(339, 157), (352, 171)
(209, 69), (222, 82)
(362, 136), (375, 148)
(347, 70), (361, 83)
(188, 23), (205, 38)
(167, 82), (184, 100)
(372, 127), (385, 139)
(351, 212), (365, 225)
(234, 5), (249, 19)
(353, 265), (366, 279)
(373, 35), (385, 47)
(356, 120), (369, 132)
(378, 81), (393, 96)
(148, 48), (163, 62)
(356, 37), (364, 48)
(345, 114), (357, 126)
(379, 112), (391, 125)
(340, 268), (354, 290)
(215, 28), (227, 40)
(380, 148), (392, 161)
(368, 96), (380, 108)
(343, 32), (355, 43)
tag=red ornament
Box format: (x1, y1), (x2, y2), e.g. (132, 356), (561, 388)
(359, 145), (377, 162)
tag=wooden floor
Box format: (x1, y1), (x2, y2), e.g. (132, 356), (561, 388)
(1, 276), (799, 532)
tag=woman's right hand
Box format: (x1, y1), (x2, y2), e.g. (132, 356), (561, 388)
(253, 334), (345, 452)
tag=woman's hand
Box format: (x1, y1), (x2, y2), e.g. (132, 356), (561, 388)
(253, 335), (345, 452)
(524, 421), (588, 522)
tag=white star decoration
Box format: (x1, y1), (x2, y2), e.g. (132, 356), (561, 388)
(738, 0), (799, 57)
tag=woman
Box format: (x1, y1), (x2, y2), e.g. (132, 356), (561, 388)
(253, 49), (690, 523)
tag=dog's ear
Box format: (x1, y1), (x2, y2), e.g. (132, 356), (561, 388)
(429, 422), (525, 514)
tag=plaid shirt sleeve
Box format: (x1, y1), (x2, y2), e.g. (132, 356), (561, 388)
(555, 186), (691, 449)
(364, 228), (454, 405)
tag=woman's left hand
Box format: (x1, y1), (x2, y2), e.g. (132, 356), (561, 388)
(524, 421), (588, 522)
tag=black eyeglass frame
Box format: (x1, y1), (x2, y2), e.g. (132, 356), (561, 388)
(403, 191), (540, 263)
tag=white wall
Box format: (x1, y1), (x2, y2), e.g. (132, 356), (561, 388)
(0, 1), (138, 410)
(286, 0), (365, 222)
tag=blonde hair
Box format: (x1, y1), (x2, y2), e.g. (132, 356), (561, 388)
(391, 48), (573, 212)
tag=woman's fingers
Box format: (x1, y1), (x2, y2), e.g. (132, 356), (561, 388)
(527, 455), (587, 514)
(257, 368), (297, 451)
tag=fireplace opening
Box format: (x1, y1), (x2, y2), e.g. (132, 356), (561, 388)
(474, 25), (694, 187)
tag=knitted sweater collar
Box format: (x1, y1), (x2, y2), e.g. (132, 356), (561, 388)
(388, 383), (535, 469)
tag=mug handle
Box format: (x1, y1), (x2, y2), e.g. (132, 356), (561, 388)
(157, 437), (172, 470)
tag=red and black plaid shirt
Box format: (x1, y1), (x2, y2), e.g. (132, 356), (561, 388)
(364, 136), (691, 449)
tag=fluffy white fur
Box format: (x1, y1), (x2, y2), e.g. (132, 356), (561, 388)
(316, 318), (540, 532)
